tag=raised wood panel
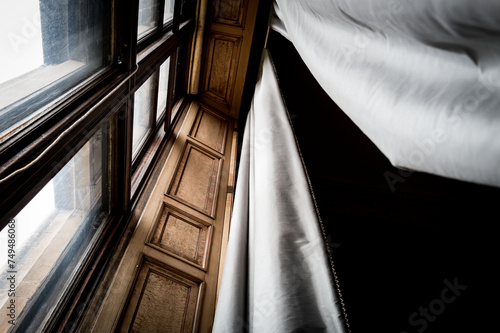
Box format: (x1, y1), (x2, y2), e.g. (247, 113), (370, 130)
(167, 142), (223, 218)
(202, 33), (242, 108)
(200, 0), (260, 118)
(148, 204), (212, 270)
(189, 107), (228, 153)
(84, 101), (236, 332)
(212, 0), (248, 28)
(120, 257), (203, 333)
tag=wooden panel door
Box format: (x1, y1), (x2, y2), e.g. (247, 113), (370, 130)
(90, 101), (236, 332)
(201, 33), (242, 109)
(200, 0), (260, 118)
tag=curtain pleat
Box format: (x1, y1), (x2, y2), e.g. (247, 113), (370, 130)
(212, 50), (347, 333)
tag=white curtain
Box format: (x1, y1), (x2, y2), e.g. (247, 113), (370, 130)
(212, 50), (347, 333)
(272, 0), (500, 187)
(214, 1), (500, 331)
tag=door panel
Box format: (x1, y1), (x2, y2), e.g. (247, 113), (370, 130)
(189, 108), (228, 154)
(200, 0), (260, 118)
(167, 141), (223, 218)
(120, 256), (204, 333)
(147, 204), (213, 270)
(90, 101), (235, 332)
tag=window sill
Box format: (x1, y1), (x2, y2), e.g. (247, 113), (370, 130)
(0, 60), (85, 111)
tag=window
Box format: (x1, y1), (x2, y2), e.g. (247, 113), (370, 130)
(131, 0), (194, 177)
(157, 57), (171, 122)
(0, 0), (195, 330)
(133, 76), (155, 157)
(171, 42), (189, 122)
(0, 0), (110, 140)
(0, 122), (110, 331)
(163, 0), (175, 24)
(137, 0), (160, 39)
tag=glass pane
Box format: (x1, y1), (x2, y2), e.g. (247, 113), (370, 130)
(138, 0), (159, 39)
(0, 1), (110, 140)
(133, 76), (155, 157)
(163, 0), (175, 24)
(0, 123), (110, 330)
(157, 57), (170, 122)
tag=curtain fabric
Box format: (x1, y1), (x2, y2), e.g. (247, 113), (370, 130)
(212, 50), (347, 333)
(272, 0), (500, 187)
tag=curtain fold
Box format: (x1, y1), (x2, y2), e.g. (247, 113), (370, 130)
(212, 50), (347, 333)
(272, 0), (500, 187)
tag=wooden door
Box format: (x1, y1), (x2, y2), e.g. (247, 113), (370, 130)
(200, 0), (260, 118)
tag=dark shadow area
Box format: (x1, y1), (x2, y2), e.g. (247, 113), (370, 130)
(267, 30), (498, 333)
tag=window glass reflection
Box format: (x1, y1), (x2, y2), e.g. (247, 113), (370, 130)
(138, 0), (159, 39)
(133, 76), (155, 156)
(0, 123), (110, 330)
(163, 0), (174, 24)
(157, 57), (170, 122)
(0, 1), (110, 139)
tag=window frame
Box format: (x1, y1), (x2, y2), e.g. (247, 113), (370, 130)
(0, 0), (195, 331)
(130, 18), (193, 195)
(0, 0), (112, 138)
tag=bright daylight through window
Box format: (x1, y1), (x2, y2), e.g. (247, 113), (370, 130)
(133, 76), (155, 157)
(0, 122), (110, 332)
(0, 0), (195, 330)
(0, 0), (109, 139)
(157, 57), (170, 121)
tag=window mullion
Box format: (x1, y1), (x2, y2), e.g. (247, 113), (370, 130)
(119, 0), (139, 71)
(164, 50), (177, 132)
(124, 96), (135, 203)
(152, 70), (160, 127)
(115, 0), (138, 205)
(172, 0), (182, 32)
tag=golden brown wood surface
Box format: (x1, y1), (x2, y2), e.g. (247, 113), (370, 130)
(200, 0), (260, 118)
(87, 101), (236, 332)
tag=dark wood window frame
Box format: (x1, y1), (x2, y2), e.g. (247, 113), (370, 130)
(0, 0), (195, 331)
